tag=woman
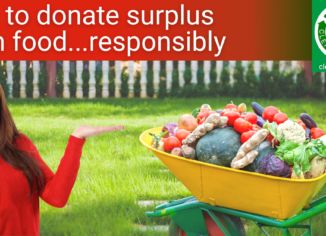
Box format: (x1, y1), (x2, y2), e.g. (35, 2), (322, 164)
(0, 86), (124, 235)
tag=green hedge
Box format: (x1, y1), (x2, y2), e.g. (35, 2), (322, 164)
(13, 65), (21, 98)
(311, 72), (323, 98)
(0, 64), (9, 97)
(39, 69), (47, 97)
(180, 67), (194, 98)
(245, 62), (259, 98)
(26, 68), (33, 98)
(55, 69), (63, 98)
(158, 69), (168, 99)
(7, 61), (326, 99)
(95, 69), (103, 98)
(231, 61), (245, 97)
(134, 71), (141, 98)
(120, 66), (129, 97)
(109, 67), (115, 97)
(208, 63), (218, 97)
(283, 70), (296, 99)
(69, 72), (77, 98)
(146, 69), (154, 98)
(219, 66), (231, 96)
(296, 69), (309, 98)
(194, 69), (207, 97)
(169, 70), (180, 98)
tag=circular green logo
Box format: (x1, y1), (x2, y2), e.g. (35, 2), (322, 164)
(315, 9), (326, 55)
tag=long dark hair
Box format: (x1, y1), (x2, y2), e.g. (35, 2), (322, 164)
(0, 85), (44, 199)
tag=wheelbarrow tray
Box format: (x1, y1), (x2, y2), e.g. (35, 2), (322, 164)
(140, 127), (326, 220)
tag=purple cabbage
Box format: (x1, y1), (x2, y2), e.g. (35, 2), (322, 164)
(215, 109), (223, 115)
(162, 122), (178, 138)
(259, 154), (290, 178)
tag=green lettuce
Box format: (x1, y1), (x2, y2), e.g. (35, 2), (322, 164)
(275, 139), (326, 177)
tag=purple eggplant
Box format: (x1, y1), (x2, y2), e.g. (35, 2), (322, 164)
(300, 113), (317, 129)
(305, 127), (311, 139)
(215, 109), (223, 115)
(251, 102), (264, 116)
(257, 116), (266, 128)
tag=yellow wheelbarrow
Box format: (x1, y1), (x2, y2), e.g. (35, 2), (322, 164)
(140, 127), (326, 236)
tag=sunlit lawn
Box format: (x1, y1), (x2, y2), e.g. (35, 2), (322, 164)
(8, 97), (326, 236)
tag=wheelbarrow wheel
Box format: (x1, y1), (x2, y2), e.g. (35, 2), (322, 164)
(168, 210), (246, 236)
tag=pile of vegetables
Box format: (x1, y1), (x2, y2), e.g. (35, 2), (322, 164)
(150, 101), (326, 180)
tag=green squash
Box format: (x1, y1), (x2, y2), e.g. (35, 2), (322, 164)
(243, 140), (276, 172)
(196, 127), (241, 167)
(196, 128), (276, 172)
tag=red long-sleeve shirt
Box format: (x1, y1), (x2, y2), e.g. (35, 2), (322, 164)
(0, 134), (86, 236)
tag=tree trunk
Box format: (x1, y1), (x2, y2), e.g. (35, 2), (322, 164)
(302, 61), (312, 84)
(46, 61), (56, 97)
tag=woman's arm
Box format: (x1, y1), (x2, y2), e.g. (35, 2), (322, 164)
(28, 125), (124, 208)
(28, 135), (85, 208)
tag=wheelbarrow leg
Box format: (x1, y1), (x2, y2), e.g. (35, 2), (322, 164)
(300, 218), (312, 236)
(254, 222), (270, 236)
(171, 207), (209, 236)
(282, 228), (292, 236)
(204, 209), (231, 236)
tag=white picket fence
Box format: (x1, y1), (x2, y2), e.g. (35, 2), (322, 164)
(2, 60), (305, 98)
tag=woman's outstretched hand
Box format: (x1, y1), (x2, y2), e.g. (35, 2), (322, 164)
(72, 125), (125, 139)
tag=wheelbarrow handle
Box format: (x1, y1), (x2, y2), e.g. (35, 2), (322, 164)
(146, 197), (326, 228)
(308, 194), (326, 209)
(146, 209), (171, 218)
(155, 196), (196, 211)
(146, 199), (200, 219)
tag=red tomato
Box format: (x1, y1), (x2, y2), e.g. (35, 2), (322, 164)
(266, 133), (280, 146)
(252, 124), (259, 129)
(234, 118), (253, 133)
(251, 124), (260, 132)
(224, 111), (241, 126)
(197, 110), (210, 121)
(242, 112), (257, 124)
(273, 112), (288, 125)
(225, 103), (238, 110)
(164, 136), (181, 151)
(311, 128), (325, 139)
(294, 120), (306, 130)
(241, 131), (257, 144)
(175, 129), (190, 143)
(221, 108), (238, 116)
(199, 117), (206, 125)
(262, 106), (279, 123)
(197, 110), (217, 123)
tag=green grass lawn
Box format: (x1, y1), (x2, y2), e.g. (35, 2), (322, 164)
(8, 97), (326, 236)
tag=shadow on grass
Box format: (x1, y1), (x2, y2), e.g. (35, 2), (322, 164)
(40, 196), (170, 236)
